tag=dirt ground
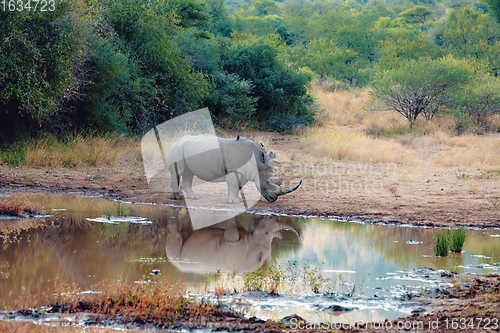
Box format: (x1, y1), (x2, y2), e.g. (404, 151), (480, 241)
(1, 132), (499, 228)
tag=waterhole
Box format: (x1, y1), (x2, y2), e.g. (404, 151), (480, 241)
(1, 192), (499, 328)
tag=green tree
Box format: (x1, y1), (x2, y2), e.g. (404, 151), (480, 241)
(399, 5), (434, 24)
(373, 17), (438, 70)
(454, 75), (500, 126)
(441, 6), (500, 77)
(371, 57), (473, 127)
(0, 0), (93, 135)
(105, 0), (210, 131)
(481, 0), (500, 22)
(302, 38), (360, 83)
(206, 0), (233, 36)
(162, 0), (210, 28)
(223, 39), (313, 130)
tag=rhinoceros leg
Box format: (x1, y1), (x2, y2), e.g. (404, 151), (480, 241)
(166, 217), (183, 259)
(226, 172), (243, 203)
(180, 168), (198, 200)
(169, 162), (184, 200)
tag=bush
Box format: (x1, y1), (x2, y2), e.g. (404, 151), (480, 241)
(223, 40), (314, 127)
(208, 72), (258, 126)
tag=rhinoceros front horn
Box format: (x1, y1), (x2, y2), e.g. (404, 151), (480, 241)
(277, 180), (302, 196)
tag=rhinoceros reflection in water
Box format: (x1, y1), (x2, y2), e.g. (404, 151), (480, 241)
(165, 209), (298, 274)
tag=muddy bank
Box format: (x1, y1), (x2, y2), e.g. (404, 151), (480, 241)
(1, 165), (499, 229)
(3, 273), (499, 333)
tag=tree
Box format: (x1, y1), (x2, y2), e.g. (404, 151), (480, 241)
(454, 76), (500, 126)
(482, 0), (500, 22)
(373, 17), (438, 70)
(302, 38), (360, 83)
(223, 39), (313, 130)
(370, 57), (473, 127)
(105, 0), (210, 131)
(206, 0), (232, 36)
(0, 0), (93, 135)
(399, 6), (434, 24)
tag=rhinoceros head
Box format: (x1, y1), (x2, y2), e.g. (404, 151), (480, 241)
(254, 147), (301, 202)
(247, 217), (299, 269)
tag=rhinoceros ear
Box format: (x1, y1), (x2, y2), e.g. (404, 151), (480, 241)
(269, 152), (276, 159)
(260, 151), (266, 163)
(236, 135), (240, 141)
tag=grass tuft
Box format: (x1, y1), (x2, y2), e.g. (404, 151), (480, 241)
(434, 232), (449, 257)
(449, 227), (467, 253)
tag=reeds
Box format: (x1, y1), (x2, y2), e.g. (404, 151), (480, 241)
(14, 276), (215, 329)
(434, 227), (467, 257)
(449, 227), (467, 253)
(434, 232), (449, 257)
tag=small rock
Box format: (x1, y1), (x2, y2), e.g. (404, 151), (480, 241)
(280, 314), (305, 324)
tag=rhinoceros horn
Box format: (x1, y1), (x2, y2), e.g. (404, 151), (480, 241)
(277, 180), (302, 196)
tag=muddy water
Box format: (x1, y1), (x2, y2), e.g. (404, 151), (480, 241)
(1, 192), (500, 326)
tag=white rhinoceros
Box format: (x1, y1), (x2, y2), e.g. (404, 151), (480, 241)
(167, 134), (301, 203)
(166, 212), (297, 274)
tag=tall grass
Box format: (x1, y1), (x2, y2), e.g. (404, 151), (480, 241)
(300, 127), (408, 163)
(434, 232), (449, 257)
(434, 228), (467, 256)
(0, 134), (141, 168)
(449, 227), (467, 253)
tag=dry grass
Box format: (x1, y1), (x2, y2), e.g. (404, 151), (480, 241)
(309, 83), (500, 170)
(13, 276), (216, 329)
(433, 134), (500, 168)
(300, 126), (408, 163)
(313, 86), (371, 127)
(0, 322), (116, 333)
(0, 197), (43, 217)
(0, 135), (141, 168)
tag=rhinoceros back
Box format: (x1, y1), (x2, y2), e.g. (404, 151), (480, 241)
(167, 134), (255, 182)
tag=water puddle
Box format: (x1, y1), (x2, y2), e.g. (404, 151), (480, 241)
(1, 192), (500, 329)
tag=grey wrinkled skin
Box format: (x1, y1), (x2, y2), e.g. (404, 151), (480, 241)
(167, 134), (301, 203)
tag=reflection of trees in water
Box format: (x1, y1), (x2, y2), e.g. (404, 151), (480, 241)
(325, 221), (500, 270)
(0, 210), (171, 309)
(0, 200), (303, 309)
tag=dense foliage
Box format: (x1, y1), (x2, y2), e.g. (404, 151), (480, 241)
(0, 0), (499, 139)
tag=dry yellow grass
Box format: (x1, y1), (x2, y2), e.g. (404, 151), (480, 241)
(438, 134), (500, 168)
(300, 127), (408, 163)
(309, 83), (500, 170)
(313, 87), (370, 126)
(0, 322), (116, 333)
(0, 197), (43, 216)
(16, 135), (141, 168)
